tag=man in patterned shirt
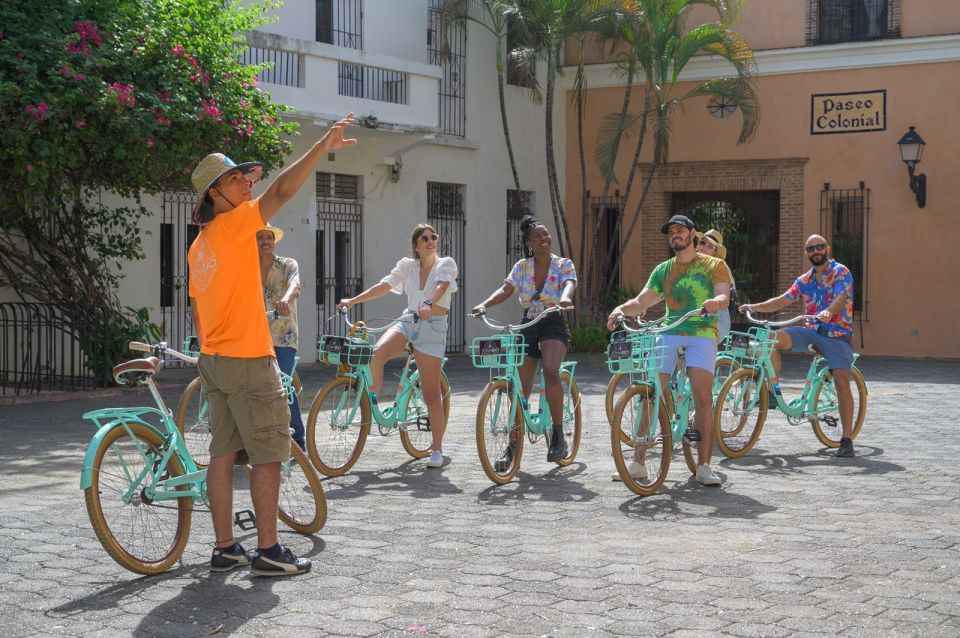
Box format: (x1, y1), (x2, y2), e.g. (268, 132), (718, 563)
(607, 214), (731, 485)
(741, 234), (857, 457)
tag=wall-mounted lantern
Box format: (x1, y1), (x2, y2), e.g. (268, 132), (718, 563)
(896, 126), (926, 208)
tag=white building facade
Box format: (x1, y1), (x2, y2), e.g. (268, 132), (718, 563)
(115, 0), (565, 361)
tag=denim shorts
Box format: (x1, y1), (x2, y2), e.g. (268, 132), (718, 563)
(392, 314), (448, 359)
(783, 326), (854, 371)
(656, 335), (718, 374)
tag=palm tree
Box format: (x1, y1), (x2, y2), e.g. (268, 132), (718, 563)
(589, 0), (759, 316)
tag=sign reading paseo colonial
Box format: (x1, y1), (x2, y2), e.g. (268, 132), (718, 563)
(811, 90), (886, 135)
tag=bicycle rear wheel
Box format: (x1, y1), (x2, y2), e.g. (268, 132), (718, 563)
(611, 385), (671, 496)
(174, 376), (211, 468)
(810, 366), (867, 447)
(552, 370), (582, 466)
(398, 370), (451, 459)
(476, 380), (524, 485)
(245, 443), (326, 534)
(84, 423), (192, 575)
(714, 368), (768, 457)
(306, 377), (370, 477)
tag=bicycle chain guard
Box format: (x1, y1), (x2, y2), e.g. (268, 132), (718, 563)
(234, 509), (256, 531)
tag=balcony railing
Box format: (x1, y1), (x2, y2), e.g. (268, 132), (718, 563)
(807, 0), (901, 45)
(245, 30), (441, 132)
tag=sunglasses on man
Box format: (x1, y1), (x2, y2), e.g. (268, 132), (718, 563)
(805, 243), (827, 253)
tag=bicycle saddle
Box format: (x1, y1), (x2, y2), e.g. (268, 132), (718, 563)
(113, 357), (160, 385)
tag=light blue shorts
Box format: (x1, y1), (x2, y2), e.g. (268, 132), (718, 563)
(657, 335), (718, 374)
(392, 314), (448, 359)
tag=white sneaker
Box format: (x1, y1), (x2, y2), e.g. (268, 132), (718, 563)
(612, 460), (647, 482)
(695, 464), (722, 486)
(426, 450), (444, 468)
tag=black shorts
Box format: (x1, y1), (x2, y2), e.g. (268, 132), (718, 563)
(519, 312), (571, 359)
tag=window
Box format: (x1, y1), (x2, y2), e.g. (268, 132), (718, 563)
(807, 0), (900, 45)
(316, 172), (359, 201)
(506, 15), (535, 88)
(820, 184), (869, 317)
(316, 0), (362, 49)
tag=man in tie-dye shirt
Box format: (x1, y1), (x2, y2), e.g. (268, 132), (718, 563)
(741, 234), (857, 458)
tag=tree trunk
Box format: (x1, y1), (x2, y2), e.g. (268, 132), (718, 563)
(543, 47), (568, 257)
(496, 45), (522, 193)
(575, 37), (588, 316)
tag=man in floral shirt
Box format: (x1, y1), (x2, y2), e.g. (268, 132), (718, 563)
(741, 235), (857, 457)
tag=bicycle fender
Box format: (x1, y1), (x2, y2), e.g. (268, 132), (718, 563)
(80, 419), (166, 491)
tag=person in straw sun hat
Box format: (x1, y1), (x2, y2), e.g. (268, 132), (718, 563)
(187, 112), (357, 577)
(696, 228), (737, 344)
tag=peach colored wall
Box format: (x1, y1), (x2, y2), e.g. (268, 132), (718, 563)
(565, 61), (960, 357)
(565, 1), (960, 66)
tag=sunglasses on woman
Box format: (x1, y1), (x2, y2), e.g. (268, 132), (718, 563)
(418, 233), (439, 243)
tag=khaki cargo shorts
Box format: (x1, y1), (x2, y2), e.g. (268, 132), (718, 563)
(198, 354), (292, 465)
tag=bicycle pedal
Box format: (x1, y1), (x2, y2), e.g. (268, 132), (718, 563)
(682, 430), (701, 443)
(234, 509), (256, 531)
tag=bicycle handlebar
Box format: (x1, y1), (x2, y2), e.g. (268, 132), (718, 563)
(615, 307), (707, 334)
(743, 309), (820, 328)
(469, 305), (572, 332)
(129, 341), (198, 365)
(337, 307), (417, 335)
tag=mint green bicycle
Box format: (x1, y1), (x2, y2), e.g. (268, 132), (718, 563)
(608, 309), (709, 496)
(713, 310), (868, 457)
(81, 341), (325, 575)
(469, 306), (582, 485)
(306, 310), (451, 477)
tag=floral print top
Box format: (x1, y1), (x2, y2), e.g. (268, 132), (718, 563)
(505, 254), (577, 319)
(785, 259), (854, 339)
(263, 255), (300, 350)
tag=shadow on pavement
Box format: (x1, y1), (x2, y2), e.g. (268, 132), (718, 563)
(617, 477), (778, 521)
(321, 458), (464, 500)
(475, 462), (599, 505)
(716, 444), (903, 476)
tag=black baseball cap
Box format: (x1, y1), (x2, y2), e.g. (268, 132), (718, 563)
(661, 214), (696, 234)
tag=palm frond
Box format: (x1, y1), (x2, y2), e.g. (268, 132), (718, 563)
(594, 110), (649, 183)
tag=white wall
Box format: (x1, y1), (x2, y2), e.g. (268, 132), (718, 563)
(364, 0), (430, 63)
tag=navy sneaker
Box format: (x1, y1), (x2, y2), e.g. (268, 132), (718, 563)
(836, 437), (855, 458)
(210, 543), (253, 572)
(251, 546), (311, 577)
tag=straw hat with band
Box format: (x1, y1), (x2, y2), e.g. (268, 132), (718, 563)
(256, 223), (285, 243)
(191, 153), (264, 224)
(697, 229), (727, 261)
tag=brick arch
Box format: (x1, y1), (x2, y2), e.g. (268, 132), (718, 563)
(638, 158), (807, 296)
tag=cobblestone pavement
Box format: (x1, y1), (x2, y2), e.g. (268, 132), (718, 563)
(1, 354), (959, 637)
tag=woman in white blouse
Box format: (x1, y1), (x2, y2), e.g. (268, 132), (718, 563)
(337, 224), (458, 468)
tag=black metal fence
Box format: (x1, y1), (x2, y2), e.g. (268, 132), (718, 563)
(585, 192), (624, 293)
(0, 303), (110, 396)
(807, 0), (900, 45)
(316, 173), (364, 340)
(428, 182), (466, 353)
(338, 63), (407, 104)
(428, 0), (467, 137)
(240, 46), (303, 88)
(160, 191), (199, 360)
(506, 190), (533, 270)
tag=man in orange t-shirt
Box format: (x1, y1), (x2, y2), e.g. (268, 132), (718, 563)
(188, 113), (357, 577)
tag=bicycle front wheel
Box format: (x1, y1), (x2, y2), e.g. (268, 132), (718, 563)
(611, 385), (671, 496)
(476, 380), (524, 485)
(245, 442), (327, 534)
(810, 366), (867, 447)
(306, 377), (370, 477)
(552, 370), (582, 466)
(84, 423), (192, 575)
(174, 376), (211, 468)
(398, 370), (451, 459)
(714, 368), (768, 458)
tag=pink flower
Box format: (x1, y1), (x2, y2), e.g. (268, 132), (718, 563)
(109, 82), (135, 107)
(24, 102), (49, 121)
(171, 44), (185, 57)
(146, 138), (155, 148)
(245, 125), (253, 135)
(251, 77), (259, 87)
(74, 120), (86, 128)
(187, 56), (199, 68)
(74, 21), (104, 47)
(182, 167), (191, 175)
(157, 90), (172, 103)
(60, 65), (74, 78)
(201, 99), (222, 120)
(26, 164), (33, 172)
(199, 71), (210, 85)
(75, 73), (86, 81)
